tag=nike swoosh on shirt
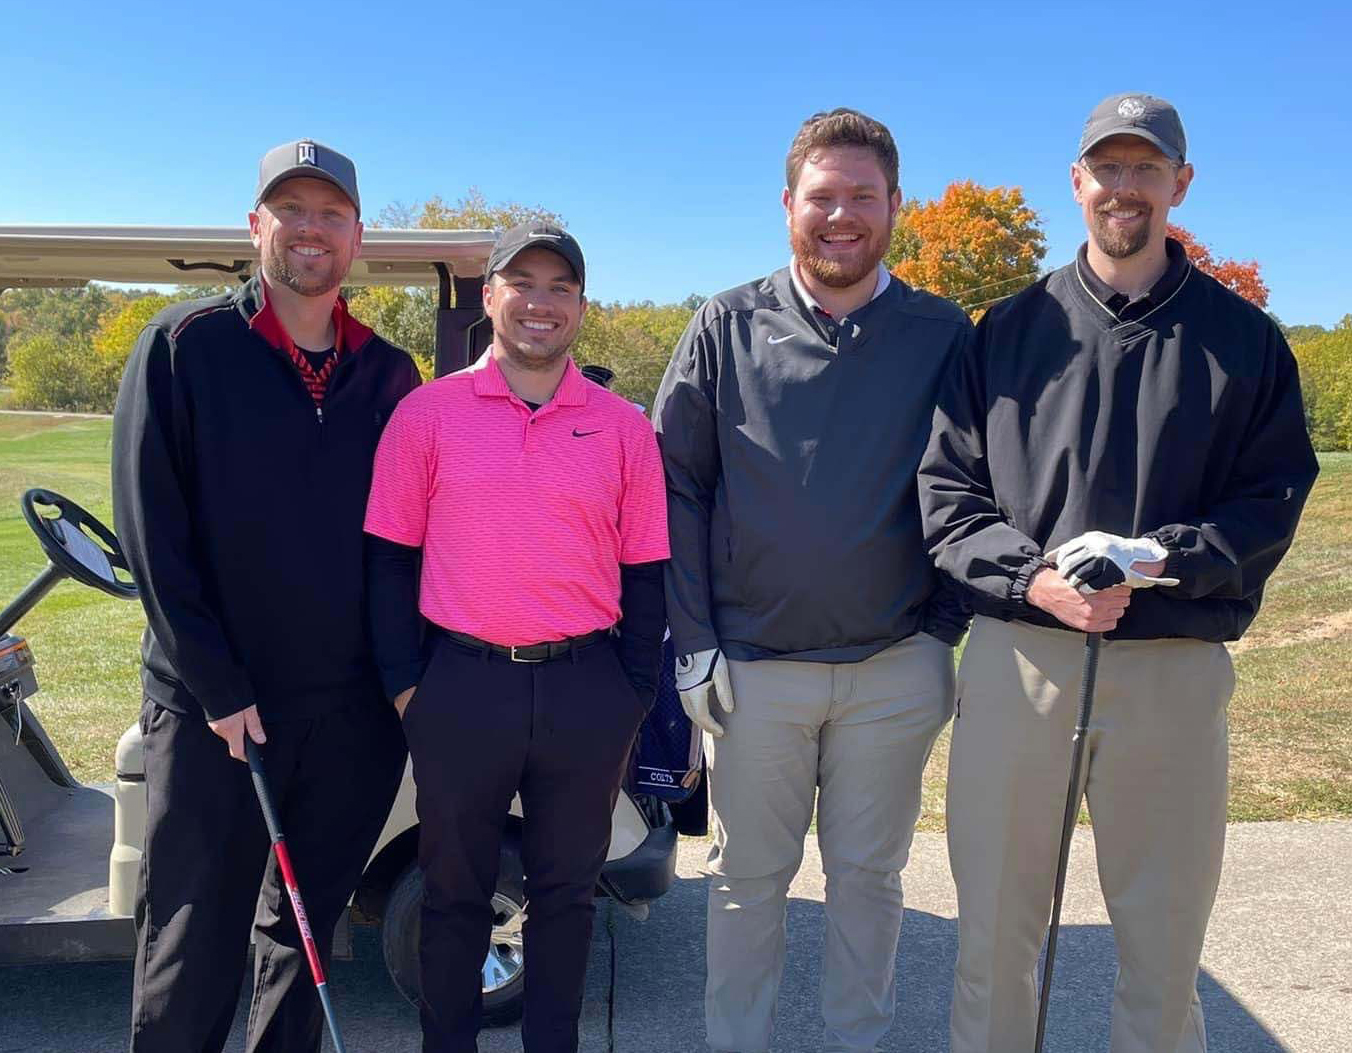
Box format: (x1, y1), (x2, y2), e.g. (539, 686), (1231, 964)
(766, 333), (794, 344)
(572, 428), (602, 438)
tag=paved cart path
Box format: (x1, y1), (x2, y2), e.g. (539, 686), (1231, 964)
(3, 821), (1347, 1052)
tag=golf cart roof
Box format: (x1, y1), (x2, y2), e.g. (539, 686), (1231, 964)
(0, 224), (496, 290)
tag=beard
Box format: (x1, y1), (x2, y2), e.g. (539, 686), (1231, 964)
(262, 241), (348, 297)
(500, 338), (571, 373)
(496, 315), (577, 372)
(790, 220), (889, 289)
(1089, 199), (1153, 259)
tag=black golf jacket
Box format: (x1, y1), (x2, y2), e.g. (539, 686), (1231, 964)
(112, 277), (421, 722)
(653, 266), (972, 663)
(918, 246), (1318, 642)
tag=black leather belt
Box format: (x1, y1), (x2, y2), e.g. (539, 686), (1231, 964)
(442, 627), (612, 663)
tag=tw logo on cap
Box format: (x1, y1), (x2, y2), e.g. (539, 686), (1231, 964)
(1117, 97), (1146, 120)
(297, 141), (317, 165)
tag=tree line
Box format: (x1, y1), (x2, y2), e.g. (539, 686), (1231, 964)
(2, 186), (1347, 448)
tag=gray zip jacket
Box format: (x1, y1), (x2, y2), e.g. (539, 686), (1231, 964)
(652, 265), (972, 663)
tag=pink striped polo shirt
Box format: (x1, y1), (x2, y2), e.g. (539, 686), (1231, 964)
(364, 352), (670, 645)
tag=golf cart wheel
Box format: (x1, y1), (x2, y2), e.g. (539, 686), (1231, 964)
(382, 845), (527, 1026)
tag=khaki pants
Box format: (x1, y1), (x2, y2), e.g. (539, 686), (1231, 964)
(704, 632), (955, 1053)
(948, 616), (1234, 1053)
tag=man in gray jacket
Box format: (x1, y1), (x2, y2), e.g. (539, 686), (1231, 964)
(652, 108), (970, 1053)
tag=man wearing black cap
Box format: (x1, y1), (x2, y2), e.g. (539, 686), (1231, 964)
(113, 140), (418, 1052)
(364, 222), (669, 1052)
(919, 94), (1318, 1052)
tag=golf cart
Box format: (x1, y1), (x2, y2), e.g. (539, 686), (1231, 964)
(0, 225), (681, 1023)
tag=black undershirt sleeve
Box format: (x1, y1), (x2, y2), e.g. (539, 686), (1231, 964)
(365, 533), (424, 701)
(617, 560), (666, 707)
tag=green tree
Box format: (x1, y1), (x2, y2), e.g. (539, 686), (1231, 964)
(6, 333), (104, 411)
(3, 290), (175, 412)
(1284, 323), (1330, 345)
(0, 285), (116, 345)
(91, 295), (173, 407)
(346, 286), (437, 378)
(377, 188), (564, 233)
(573, 302), (693, 409)
(1292, 316), (1352, 451)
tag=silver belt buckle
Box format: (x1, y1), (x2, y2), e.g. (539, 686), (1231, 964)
(509, 645), (544, 664)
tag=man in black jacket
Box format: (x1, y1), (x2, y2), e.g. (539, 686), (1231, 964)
(653, 109), (971, 1053)
(112, 140), (418, 1053)
(919, 95), (1318, 1053)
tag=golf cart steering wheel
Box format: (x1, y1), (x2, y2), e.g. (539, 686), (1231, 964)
(20, 489), (138, 600)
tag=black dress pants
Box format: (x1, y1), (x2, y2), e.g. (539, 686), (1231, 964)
(406, 635), (648, 1053)
(130, 696), (406, 1053)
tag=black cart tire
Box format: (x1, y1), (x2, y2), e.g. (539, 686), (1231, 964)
(381, 843), (527, 1026)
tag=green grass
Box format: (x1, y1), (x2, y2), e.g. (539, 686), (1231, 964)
(3, 415), (1350, 824)
(1, 414), (145, 781)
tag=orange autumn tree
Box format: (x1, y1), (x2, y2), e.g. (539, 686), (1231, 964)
(886, 181), (1047, 317)
(1167, 224), (1269, 308)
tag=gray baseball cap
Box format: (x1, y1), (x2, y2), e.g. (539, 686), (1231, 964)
(1078, 93), (1187, 163)
(485, 222), (585, 292)
(254, 140), (360, 216)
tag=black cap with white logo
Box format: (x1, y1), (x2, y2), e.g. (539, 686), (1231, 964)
(1078, 93), (1187, 163)
(485, 222), (586, 292)
(254, 140), (361, 216)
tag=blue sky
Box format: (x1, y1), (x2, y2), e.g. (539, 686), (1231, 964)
(4, 1), (1349, 326)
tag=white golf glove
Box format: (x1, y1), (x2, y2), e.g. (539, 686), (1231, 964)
(675, 648), (735, 738)
(1047, 531), (1180, 593)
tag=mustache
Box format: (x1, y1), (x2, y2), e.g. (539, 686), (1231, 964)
(1097, 198), (1152, 215)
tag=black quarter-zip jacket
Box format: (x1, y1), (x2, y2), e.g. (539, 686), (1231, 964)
(919, 242), (1319, 642)
(653, 266), (973, 663)
(111, 277), (421, 721)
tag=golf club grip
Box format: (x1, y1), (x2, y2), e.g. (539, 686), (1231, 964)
(1075, 632), (1102, 731)
(244, 738), (284, 843)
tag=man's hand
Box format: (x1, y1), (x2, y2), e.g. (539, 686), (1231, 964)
(393, 686), (416, 719)
(207, 704), (266, 763)
(675, 648), (735, 738)
(1046, 531), (1179, 592)
(1026, 567), (1132, 633)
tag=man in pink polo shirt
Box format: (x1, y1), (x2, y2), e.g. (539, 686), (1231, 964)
(364, 222), (669, 1053)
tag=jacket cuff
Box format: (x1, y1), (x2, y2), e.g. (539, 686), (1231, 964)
(380, 659), (427, 703)
(671, 629), (720, 658)
(199, 693), (256, 722)
(1009, 556), (1051, 611)
(1144, 530), (1186, 584)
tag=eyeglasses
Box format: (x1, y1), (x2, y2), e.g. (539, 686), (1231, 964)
(1078, 158), (1180, 189)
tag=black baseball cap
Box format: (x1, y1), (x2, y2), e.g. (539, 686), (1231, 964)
(254, 140), (361, 216)
(1078, 93), (1187, 163)
(485, 222), (585, 292)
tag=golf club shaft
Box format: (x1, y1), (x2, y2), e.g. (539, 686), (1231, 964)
(1034, 631), (1102, 1053)
(245, 738), (349, 1053)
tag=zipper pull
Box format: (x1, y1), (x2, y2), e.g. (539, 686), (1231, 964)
(316, 405), (325, 424)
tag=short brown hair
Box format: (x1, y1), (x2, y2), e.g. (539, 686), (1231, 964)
(786, 108), (900, 195)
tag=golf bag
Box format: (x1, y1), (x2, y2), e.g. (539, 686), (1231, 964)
(632, 634), (702, 804)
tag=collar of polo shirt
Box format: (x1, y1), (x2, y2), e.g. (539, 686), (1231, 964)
(789, 259), (893, 317)
(467, 350), (590, 408)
